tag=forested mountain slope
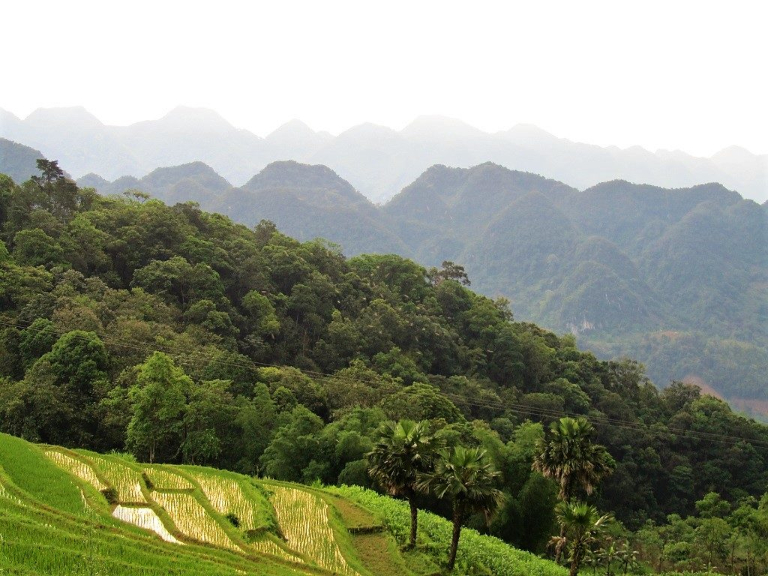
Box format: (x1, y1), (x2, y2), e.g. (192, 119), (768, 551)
(0, 138), (46, 184)
(75, 160), (768, 411)
(1, 165), (767, 549)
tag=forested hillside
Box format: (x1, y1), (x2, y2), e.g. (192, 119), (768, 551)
(76, 160), (768, 413)
(1, 163), (767, 572)
(0, 138), (46, 184)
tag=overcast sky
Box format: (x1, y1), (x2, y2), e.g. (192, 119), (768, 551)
(2, 0), (766, 156)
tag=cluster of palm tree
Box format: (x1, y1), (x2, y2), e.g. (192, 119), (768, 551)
(367, 420), (504, 571)
(367, 417), (615, 574)
(534, 417), (616, 576)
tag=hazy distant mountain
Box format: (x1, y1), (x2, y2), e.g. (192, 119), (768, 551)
(4, 107), (143, 178)
(2, 106), (766, 203)
(264, 119), (332, 160)
(0, 138), (45, 183)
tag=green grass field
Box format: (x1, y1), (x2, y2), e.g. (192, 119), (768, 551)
(0, 433), (568, 575)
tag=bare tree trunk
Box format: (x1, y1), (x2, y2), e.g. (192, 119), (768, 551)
(570, 548), (583, 576)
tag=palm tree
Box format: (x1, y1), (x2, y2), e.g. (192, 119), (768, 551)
(533, 417), (615, 503)
(417, 446), (504, 571)
(534, 417), (614, 563)
(552, 500), (611, 576)
(367, 419), (440, 548)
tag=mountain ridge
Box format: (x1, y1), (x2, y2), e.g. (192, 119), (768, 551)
(1, 105), (765, 203)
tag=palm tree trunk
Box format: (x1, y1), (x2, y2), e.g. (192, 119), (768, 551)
(570, 548), (582, 576)
(408, 495), (418, 549)
(557, 486), (571, 564)
(447, 508), (463, 571)
(555, 524), (566, 563)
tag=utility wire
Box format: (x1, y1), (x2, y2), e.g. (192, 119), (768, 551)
(1, 316), (767, 448)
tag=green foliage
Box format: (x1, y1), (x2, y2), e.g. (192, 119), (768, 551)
(553, 500), (611, 576)
(259, 405), (324, 481)
(12, 228), (65, 268)
(417, 446), (505, 570)
(225, 511), (240, 527)
(367, 419), (441, 547)
(126, 352), (190, 462)
(533, 417), (615, 502)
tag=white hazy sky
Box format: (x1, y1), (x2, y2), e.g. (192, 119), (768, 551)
(2, 0), (766, 157)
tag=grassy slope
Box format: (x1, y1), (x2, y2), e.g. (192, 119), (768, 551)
(0, 433), (567, 576)
(330, 485), (568, 576)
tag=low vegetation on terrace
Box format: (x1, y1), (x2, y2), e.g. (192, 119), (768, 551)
(268, 482), (360, 575)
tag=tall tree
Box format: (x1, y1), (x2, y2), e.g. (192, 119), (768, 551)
(367, 419), (440, 549)
(552, 500), (611, 576)
(126, 352), (190, 463)
(417, 446), (504, 571)
(533, 417), (615, 503)
(534, 416), (614, 562)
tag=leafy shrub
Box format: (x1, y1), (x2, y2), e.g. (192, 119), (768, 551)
(101, 487), (118, 504)
(225, 512), (240, 527)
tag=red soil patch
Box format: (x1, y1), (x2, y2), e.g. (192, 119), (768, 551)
(729, 398), (768, 420)
(682, 375), (724, 400)
(680, 375), (768, 420)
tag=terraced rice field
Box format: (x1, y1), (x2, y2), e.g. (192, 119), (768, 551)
(153, 491), (240, 551)
(0, 478), (21, 505)
(143, 466), (193, 490)
(44, 450), (106, 491)
(112, 505), (182, 544)
(250, 535), (302, 561)
(269, 485), (359, 576)
(86, 454), (145, 502)
(0, 433), (325, 575)
(190, 472), (257, 529)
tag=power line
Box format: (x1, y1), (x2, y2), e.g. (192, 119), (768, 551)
(1, 316), (767, 448)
